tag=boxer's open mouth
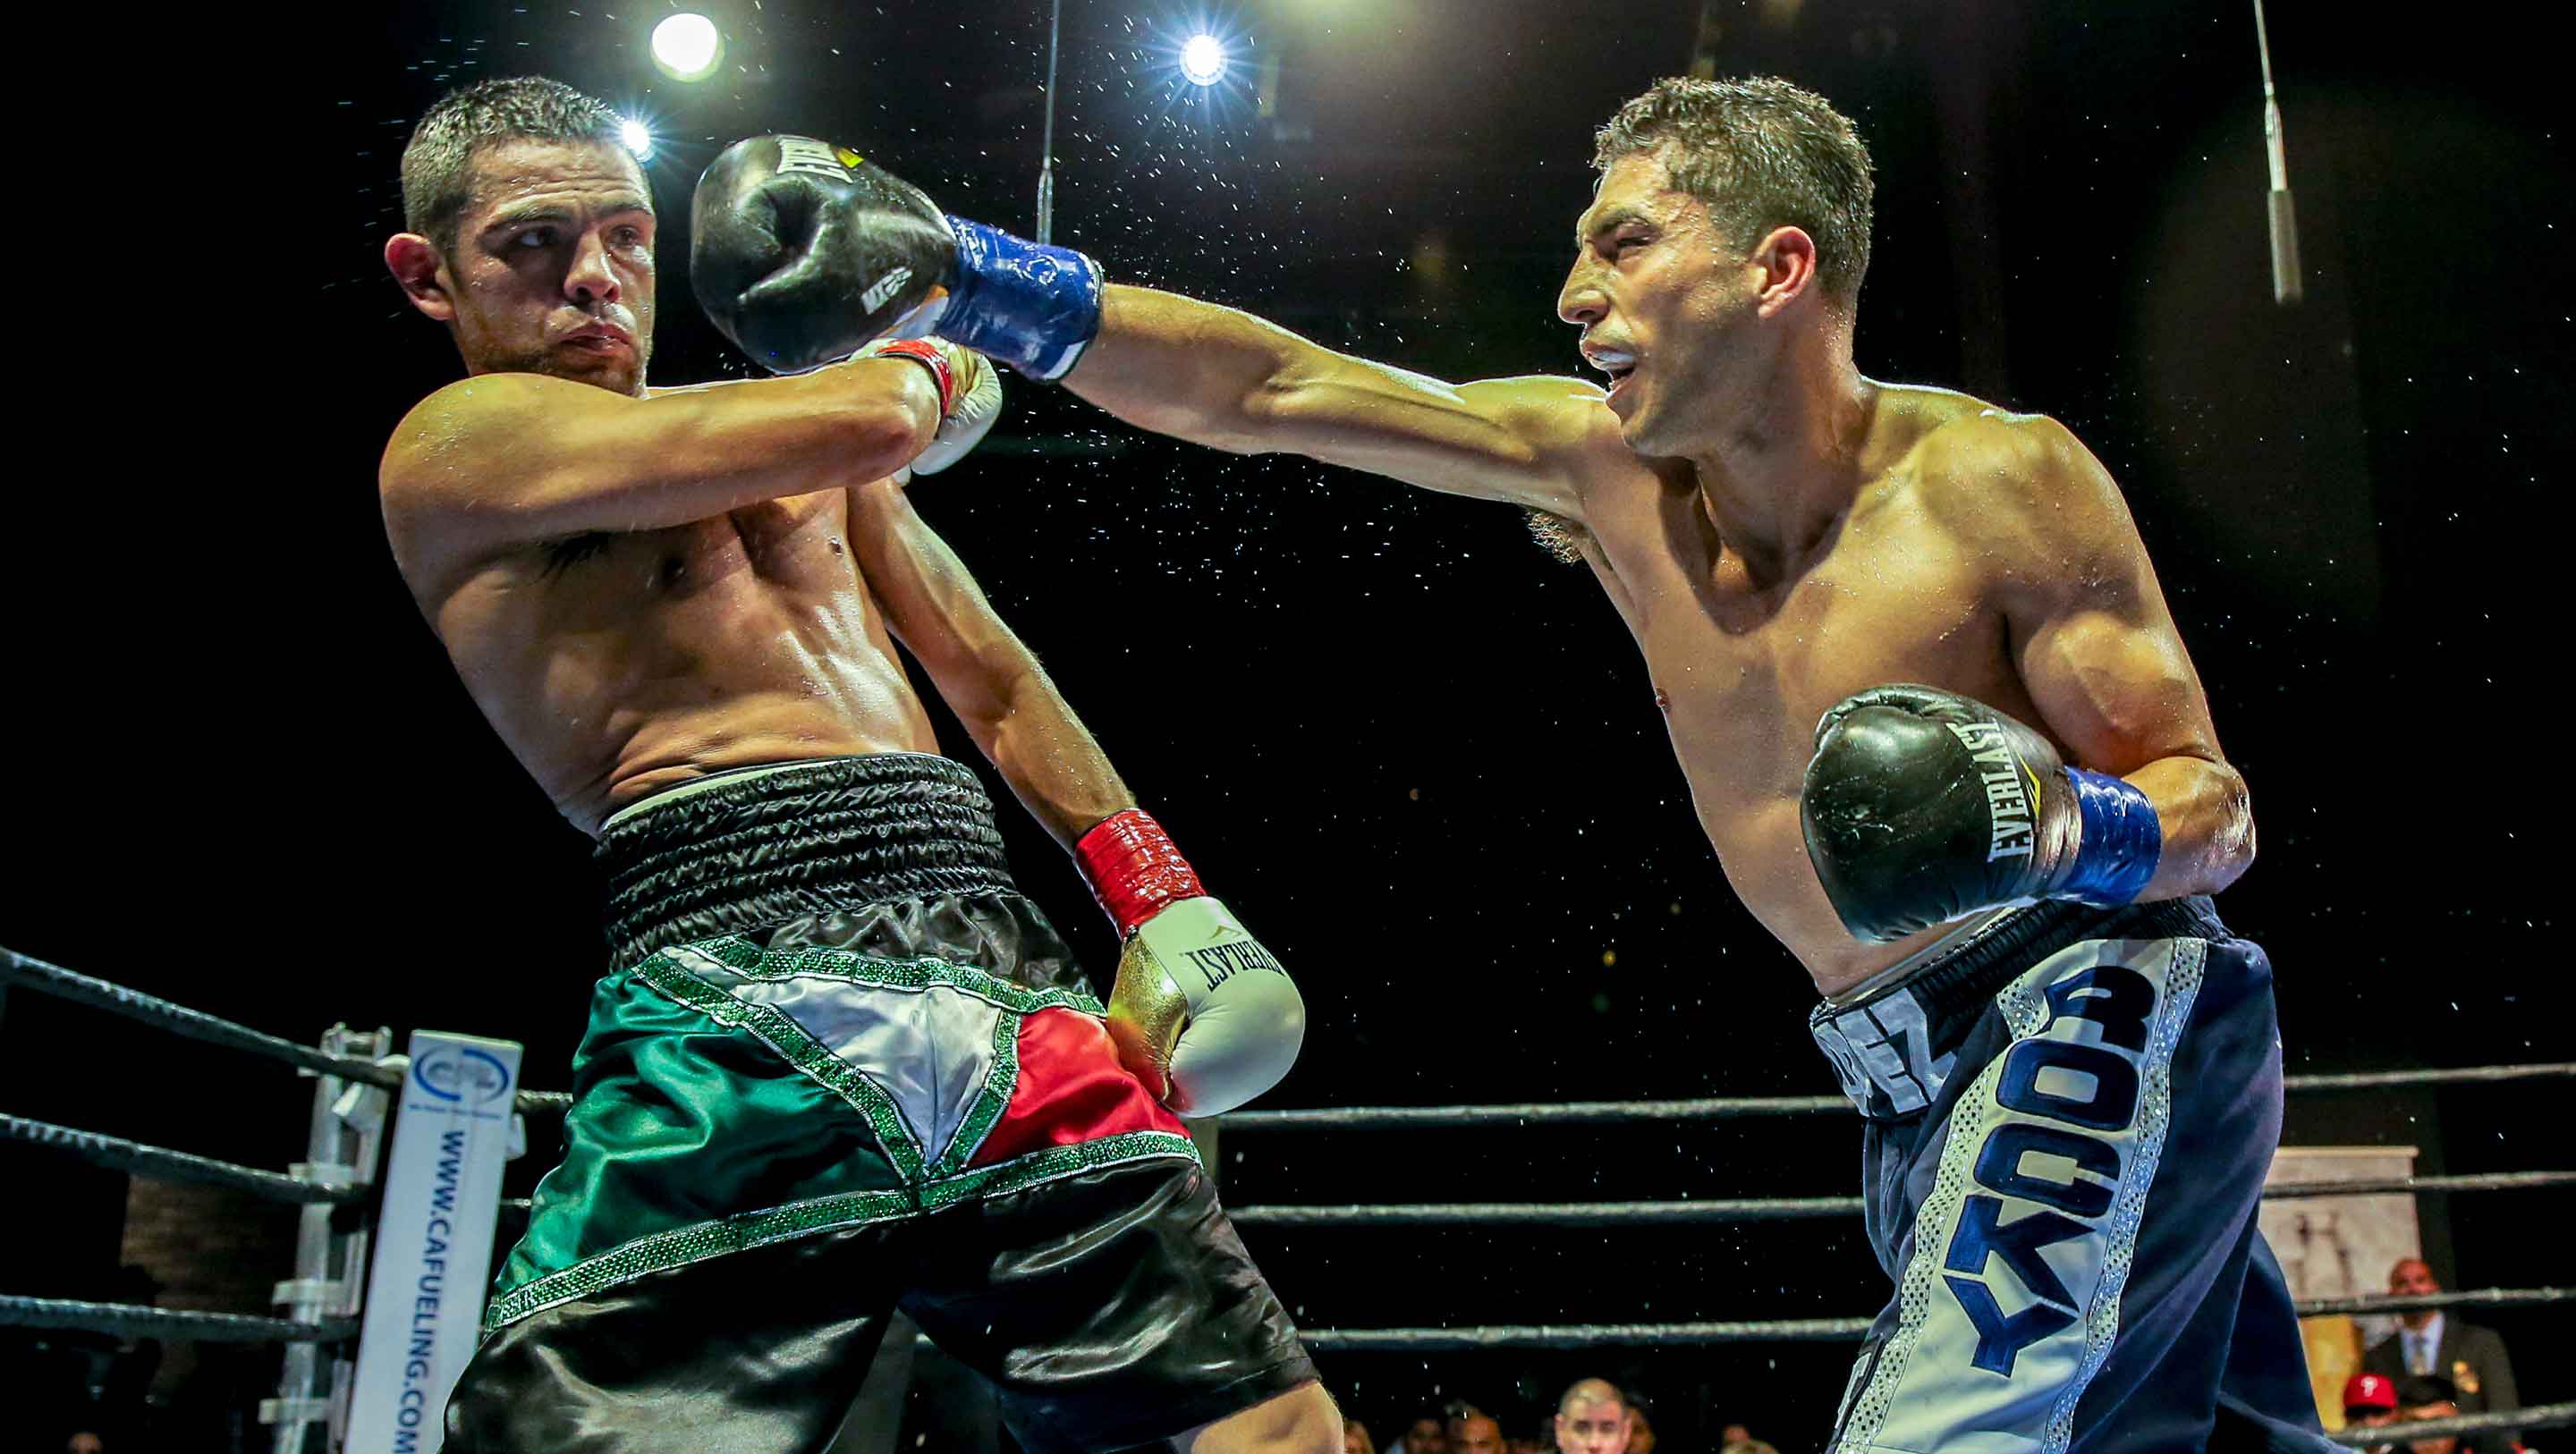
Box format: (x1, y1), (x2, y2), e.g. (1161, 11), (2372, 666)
(1582, 344), (1638, 398)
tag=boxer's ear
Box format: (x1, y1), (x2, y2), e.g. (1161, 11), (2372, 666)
(386, 232), (457, 323)
(1749, 224), (1820, 317)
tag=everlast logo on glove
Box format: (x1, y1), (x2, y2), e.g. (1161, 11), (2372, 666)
(860, 266), (914, 314)
(1801, 684), (2160, 942)
(1181, 938), (1289, 994)
(1945, 721), (2039, 861)
(773, 135), (862, 180)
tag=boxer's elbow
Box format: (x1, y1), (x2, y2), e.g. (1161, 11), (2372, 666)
(844, 393), (937, 478)
(2197, 759), (2258, 892)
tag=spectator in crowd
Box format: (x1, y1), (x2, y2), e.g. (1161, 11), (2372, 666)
(1718, 1423), (1780, 1454)
(65, 1433), (105, 1454)
(1554, 1380), (1631, 1454)
(2365, 1259), (2521, 1451)
(1345, 1418), (1377, 1454)
(1624, 1400), (1657, 1454)
(2394, 1375), (2463, 1454)
(2341, 1374), (2402, 1454)
(1390, 1414), (1447, 1454)
(1450, 1409), (1509, 1454)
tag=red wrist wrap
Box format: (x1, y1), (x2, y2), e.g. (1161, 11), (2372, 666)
(869, 338), (954, 412)
(1073, 809), (1205, 936)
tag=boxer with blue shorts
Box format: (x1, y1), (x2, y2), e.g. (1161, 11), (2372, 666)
(1801, 688), (2334, 1452)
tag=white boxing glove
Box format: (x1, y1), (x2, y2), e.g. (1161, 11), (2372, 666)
(852, 336), (1003, 476)
(1074, 809), (1306, 1116)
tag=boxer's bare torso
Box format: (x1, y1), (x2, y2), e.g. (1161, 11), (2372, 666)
(404, 478), (936, 835)
(1555, 385), (2070, 993)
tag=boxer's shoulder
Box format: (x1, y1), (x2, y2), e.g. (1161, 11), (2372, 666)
(1898, 401), (2132, 556)
(382, 373), (599, 496)
(380, 375), (624, 594)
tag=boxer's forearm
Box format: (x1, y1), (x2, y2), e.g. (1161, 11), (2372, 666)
(1067, 284), (1312, 453)
(962, 659), (1138, 852)
(2125, 754), (2255, 900)
(849, 481), (1137, 848)
(1066, 285), (1591, 511)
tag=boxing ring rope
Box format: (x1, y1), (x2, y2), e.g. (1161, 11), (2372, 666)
(1216, 1062), (2576, 1132)
(7, 938), (2573, 1444)
(1224, 1172), (2576, 1228)
(3, 945), (410, 1450)
(0, 947), (563, 1113)
(2326, 1401), (2576, 1445)
(1283, 1287), (2574, 1351)
(4, 1116), (366, 1205)
(0, 1295), (360, 1346)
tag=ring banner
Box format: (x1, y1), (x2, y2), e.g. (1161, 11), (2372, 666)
(346, 1031), (524, 1452)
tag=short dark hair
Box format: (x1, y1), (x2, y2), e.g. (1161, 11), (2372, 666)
(2395, 1374), (2459, 1408)
(1591, 76), (1874, 307)
(401, 76), (635, 257)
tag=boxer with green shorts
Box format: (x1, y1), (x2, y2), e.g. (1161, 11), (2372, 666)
(377, 76), (1329, 1454)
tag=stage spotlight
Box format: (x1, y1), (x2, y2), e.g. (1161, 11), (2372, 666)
(651, 13), (724, 82)
(620, 118), (654, 161)
(1180, 32), (1227, 86)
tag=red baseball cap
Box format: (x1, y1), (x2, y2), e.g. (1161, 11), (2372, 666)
(2343, 1374), (2398, 1412)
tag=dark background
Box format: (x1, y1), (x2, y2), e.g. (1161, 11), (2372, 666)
(5, 0), (2570, 1447)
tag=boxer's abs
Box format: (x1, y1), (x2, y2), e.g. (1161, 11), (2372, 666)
(430, 493), (939, 836)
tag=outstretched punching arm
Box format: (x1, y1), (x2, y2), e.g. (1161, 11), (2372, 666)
(689, 133), (1608, 520)
(1063, 285), (1600, 517)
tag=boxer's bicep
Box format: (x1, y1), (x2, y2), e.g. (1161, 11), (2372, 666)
(2002, 454), (2257, 892)
(1247, 363), (1597, 514)
(2018, 606), (2216, 776)
(1991, 426), (2224, 779)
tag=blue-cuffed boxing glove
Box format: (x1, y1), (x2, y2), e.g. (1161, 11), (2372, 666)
(1800, 684), (2162, 943)
(689, 133), (1102, 380)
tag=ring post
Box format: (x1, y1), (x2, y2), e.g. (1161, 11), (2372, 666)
(344, 1031), (523, 1452)
(265, 1023), (394, 1452)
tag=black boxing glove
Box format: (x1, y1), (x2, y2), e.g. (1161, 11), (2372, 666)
(1800, 684), (2163, 943)
(691, 135), (954, 373)
(692, 135), (1104, 380)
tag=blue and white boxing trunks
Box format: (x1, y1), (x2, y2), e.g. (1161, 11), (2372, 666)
(1809, 895), (2335, 1453)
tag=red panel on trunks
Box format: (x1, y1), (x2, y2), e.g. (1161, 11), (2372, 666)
(970, 1005), (1185, 1166)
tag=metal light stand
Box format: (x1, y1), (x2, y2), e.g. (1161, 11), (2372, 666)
(1037, 0), (1064, 243)
(2255, 0), (2301, 305)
